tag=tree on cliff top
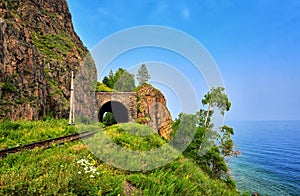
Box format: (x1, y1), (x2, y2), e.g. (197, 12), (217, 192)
(172, 87), (238, 187)
(114, 71), (135, 92)
(102, 68), (135, 92)
(136, 64), (151, 85)
(202, 87), (231, 127)
(102, 70), (114, 89)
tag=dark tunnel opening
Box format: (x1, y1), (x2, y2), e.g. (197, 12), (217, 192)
(98, 101), (129, 124)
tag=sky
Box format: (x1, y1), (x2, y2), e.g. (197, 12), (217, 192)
(67, 0), (300, 121)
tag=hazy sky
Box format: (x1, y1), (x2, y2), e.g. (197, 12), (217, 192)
(67, 0), (300, 121)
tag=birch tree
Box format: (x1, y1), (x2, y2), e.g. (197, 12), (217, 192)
(202, 87), (231, 127)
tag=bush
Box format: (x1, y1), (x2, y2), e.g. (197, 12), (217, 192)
(1, 82), (17, 92)
(95, 82), (114, 92)
(103, 112), (117, 126)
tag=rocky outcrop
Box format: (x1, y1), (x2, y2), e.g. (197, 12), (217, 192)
(136, 85), (173, 140)
(0, 0), (96, 120)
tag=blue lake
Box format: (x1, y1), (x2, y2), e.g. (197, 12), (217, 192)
(227, 121), (300, 195)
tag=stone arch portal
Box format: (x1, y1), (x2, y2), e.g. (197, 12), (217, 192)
(95, 92), (137, 123)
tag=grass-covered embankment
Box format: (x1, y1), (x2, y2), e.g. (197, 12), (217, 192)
(0, 120), (239, 195)
(0, 119), (78, 149)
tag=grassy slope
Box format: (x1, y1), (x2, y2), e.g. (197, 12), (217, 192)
(0, 121), (239, 195)
(0, 119), (77, 149)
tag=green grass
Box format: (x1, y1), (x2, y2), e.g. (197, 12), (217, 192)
(0, 119), (77, 149)
(0, 121), (239, 195)
(0, 141), (125, 195)
(128, 158), (239, 196)
(104, 123), (165, 151)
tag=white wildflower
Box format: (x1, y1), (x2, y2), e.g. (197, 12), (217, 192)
(90, 167), (97, 173)
(77, 159), (84, 164)
(84, 167), (90, 173)
(90, 175), (94, 178)
(77, 157), (99, 176)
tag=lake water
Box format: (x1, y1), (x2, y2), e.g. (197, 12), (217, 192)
(227, 121), (300, 196)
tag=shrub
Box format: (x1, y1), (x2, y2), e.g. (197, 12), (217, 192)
(1, 82), (17, 92)
(103, 112), (117, 126)
(95, 82), (114, 92)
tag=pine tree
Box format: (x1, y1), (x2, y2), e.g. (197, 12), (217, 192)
(136, 64), (150, 85)
(102, 70), (114, 88)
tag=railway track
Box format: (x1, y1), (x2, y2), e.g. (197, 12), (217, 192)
(0, 131), (97, 158)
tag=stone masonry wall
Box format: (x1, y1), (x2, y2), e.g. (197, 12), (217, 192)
(95, 92), (137, 122)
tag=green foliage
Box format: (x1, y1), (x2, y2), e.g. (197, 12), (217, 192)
(102, 70), (115, 88)
(95, 82), (114, 92)
(136, 64), (151, 85)
(31, 32), (75, 61)
(171, 113), (199, 151)
(202, 87), (231, 126)
(1, 82), (17, 93)
(114, 71), (135, 92)
(198, 146), (228, 178)
(46, 78), (64, 98)
(81, 53), (98, 93)
(175, 117), (231, 181)
(114, 68), (125, 83)
(171, 87), (237, 187)
(103, 112), (117, 126)
(202, 87), (231, 114)
(3, 0), (20, 12)
(198, 109), (213, 127)
(11, 73), (19, 77)
(102, 68), (135, 92)
(219, 125), (235, 157)
(16, 99), (26, 104)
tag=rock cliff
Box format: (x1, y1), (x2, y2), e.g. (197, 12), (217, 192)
(136, 85), (173, 139)
(0, 0), (96, 120)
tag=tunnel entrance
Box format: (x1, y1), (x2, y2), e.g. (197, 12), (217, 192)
(99, 101), (129, 124)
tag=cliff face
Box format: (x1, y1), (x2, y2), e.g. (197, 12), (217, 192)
(0, 0), (96, 120)
(136, 85), (173, 139)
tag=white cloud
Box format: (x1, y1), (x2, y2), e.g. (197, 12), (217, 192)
(182, 7), (190, 19)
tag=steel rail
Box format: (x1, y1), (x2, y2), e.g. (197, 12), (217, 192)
(0, 131), (97, 158)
